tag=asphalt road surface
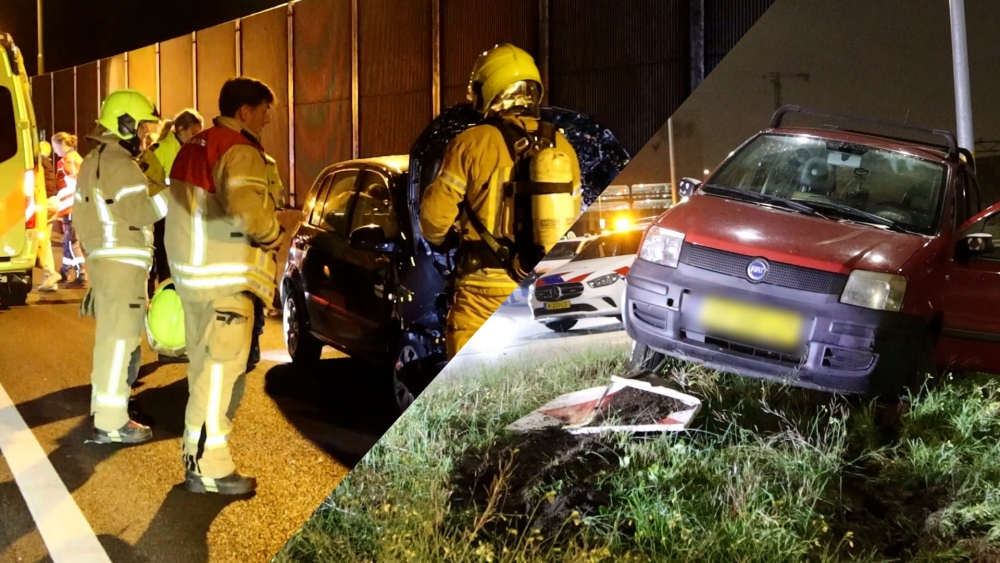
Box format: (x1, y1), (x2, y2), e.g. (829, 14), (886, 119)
(0, 273), (401, 562)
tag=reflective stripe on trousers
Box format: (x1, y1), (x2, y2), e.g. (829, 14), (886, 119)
(89, 261), (149, 431)
(181, 293), (254, 478)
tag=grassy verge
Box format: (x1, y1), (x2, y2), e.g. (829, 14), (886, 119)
(273, 349), (1000, 563)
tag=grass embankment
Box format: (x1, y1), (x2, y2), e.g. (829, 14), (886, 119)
(274, 349), (1000, 563)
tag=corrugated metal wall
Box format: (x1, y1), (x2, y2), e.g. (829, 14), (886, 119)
(242, 5), (292, 193)
(30, 74), (52, 140)
(76, 62), (98, 155)
(705, 0), (775, 74)
(159, 35), (195, 119)
(101, 54), (127, 98)
(439, 0), (538, 109)
(292, 0), (352, 200)
(196, 23), (237, 121)
(52, 69), (75, 138)
(128, 45), (158, 108)
(549, 0), (689, 158)
(26, 0), (772, 208)
(358, 0), (433, 158)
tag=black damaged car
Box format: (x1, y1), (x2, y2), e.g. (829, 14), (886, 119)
(281, 104), (629, 412)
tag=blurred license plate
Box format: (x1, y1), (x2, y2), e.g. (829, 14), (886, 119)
(698, 296), (803, 350)
(545, 300), (571, 311)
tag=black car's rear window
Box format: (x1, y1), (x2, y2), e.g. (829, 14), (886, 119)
(0, 86), (16, 165)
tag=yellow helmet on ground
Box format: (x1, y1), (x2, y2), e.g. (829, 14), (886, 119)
(99, 89), (160, 141)
(467, 43), (543, 117)
(145, 278), (186, 357)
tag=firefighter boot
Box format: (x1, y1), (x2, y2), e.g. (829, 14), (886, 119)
(91, 419), (153, 444)
(184, 470), (258, 495)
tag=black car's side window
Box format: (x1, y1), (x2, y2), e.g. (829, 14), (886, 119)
(308, 175), (335, 228)
(352, 171), (399, 239)
(320, 170), (360, 235)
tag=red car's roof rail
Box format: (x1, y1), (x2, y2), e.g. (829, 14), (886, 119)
(769, 105), (959, 161)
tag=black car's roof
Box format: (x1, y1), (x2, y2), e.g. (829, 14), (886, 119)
(325, 155), (410, 176)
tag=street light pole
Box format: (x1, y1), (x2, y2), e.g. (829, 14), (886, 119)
(949, 0), (974, 152)
(36, 0), (44, 74)
(668, 117), (678, 206)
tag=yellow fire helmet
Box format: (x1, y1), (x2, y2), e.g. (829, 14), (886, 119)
(467, 43), (543, 116)
(39, 140), (52, 158)
(98, 89), (160, 141)
(145, 278), (186, 357)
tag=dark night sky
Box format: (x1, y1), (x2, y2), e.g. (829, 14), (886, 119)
(0, 0), (287, 76)
(618, 0), (1000, 186)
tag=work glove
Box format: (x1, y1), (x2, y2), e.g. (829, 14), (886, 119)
(79, 288), (96, 319)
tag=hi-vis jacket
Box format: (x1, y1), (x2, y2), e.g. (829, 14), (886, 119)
(73, 133), (169, 268)
(165, 116), (282, 305)
(56, 151), (84, 218)
(419, 116), (582, 291)
(139, 131), (182, 197)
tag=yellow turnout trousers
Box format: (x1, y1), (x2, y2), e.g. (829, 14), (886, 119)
(446, 283), (514, 360)
(87, 260), (147, 431)
(181, 292), (254, 478)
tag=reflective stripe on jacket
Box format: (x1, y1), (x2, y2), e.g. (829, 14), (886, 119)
(73, 132), (168, 269)
(165, 116), (282, 304)
(419, 116), (582, 290)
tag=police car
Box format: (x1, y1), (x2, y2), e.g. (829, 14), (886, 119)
(528, 225), (646, 332)
(502, 235), (596, 307)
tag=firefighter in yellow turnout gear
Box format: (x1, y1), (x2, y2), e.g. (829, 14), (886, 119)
(420, 44), (582, 359)
(165, 78), (283, 495)
(74, 89), (165, 443)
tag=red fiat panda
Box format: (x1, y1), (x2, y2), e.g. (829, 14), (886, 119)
(624, 106), (1000, 396)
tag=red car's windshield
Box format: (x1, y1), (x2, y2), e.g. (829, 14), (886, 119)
(707, 133), (948, 236)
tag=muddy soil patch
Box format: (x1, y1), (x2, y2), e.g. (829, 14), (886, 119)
(449, 428), (624, 538)
(826, 461), (950, 560)
(594, 386), (691, 425)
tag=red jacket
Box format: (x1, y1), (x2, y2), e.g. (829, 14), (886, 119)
(56, 151), (83, 218)
(170, 126), (260, 194)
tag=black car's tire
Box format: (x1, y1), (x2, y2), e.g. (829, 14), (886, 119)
(1, 284), (29, 306)
(544, 319), (577, 333)
(283, 288), (322, 368)
(627, 338), (667, 375)
(390, 332), (431, 414)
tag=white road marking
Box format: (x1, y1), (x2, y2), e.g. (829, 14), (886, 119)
(0, 382), (112, 563)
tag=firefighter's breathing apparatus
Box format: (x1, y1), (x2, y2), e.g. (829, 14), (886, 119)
(456, 116), (577, 283)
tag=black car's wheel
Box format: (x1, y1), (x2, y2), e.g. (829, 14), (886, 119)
(627, 338), (667, 375)
(390, 332), (430, 413)
(544, 319), (577, 333)
(0, 284), (29, 306)
(283, 288), (322, 367)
